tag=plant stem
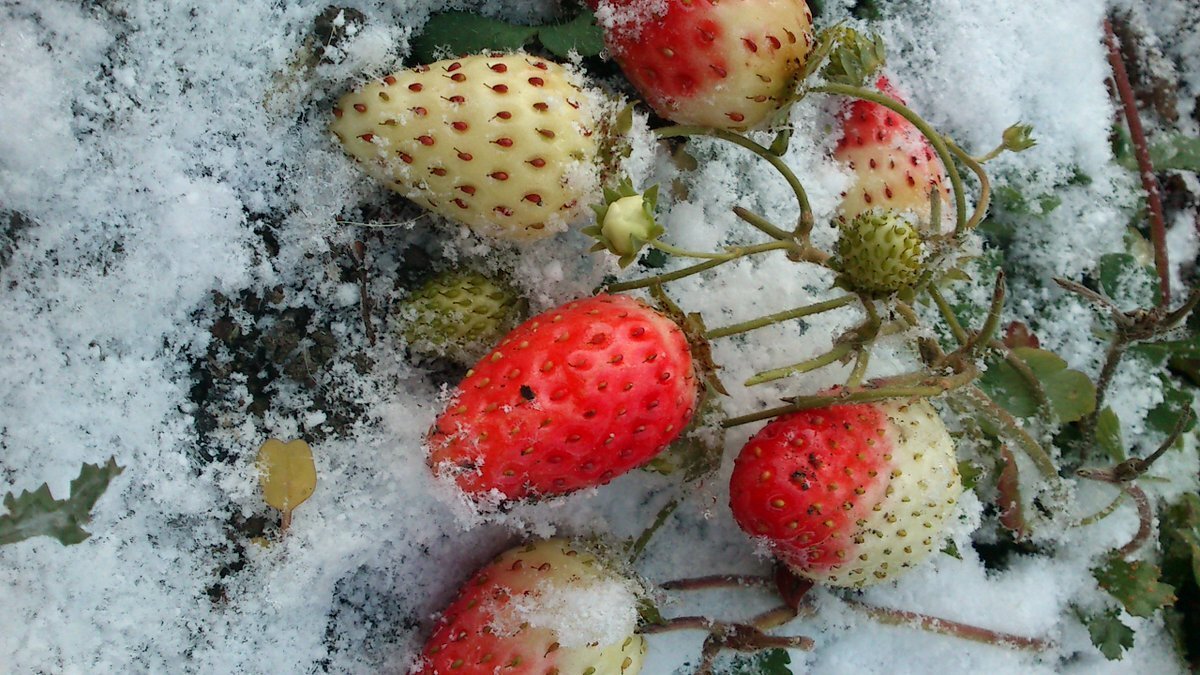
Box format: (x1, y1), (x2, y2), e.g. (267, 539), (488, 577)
(927, 285), (970, 345)
(955, 386), (1059, 479)
(660, 575), (773, 591)
(605, 240), (792, 292)
(747, 342), (856, 386)
(945, 139), (992, 230)
(734, 206), (793, 241)
(989, 340), (1053, 419)
(1081, 338), (1128, 447)
(648, 239), (741, 260)
(812, 83), (969, 235)
(1116, 484), (1152, 557)
(628, 499), (679, 563)
(655, 125), (816, 239)
(843, 598), (1054, 651)
(847, 348), (871, 387)
(962, 271), (1006, 357)
(724, 370), (975, 428)
(1103, 18), (1171, 306)
(1073, 491), (1126, 528)
(704, 294), (858, 339)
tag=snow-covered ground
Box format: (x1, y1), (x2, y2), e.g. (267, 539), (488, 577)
(1, 0), (1197, 672)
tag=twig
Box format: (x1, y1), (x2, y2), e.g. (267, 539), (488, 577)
(1103, 18), (1171, 306)
(351, 240), (376, 346)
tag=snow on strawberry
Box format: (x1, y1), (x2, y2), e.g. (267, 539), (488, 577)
(834, 76), (951, 228)
(591, 0), (814, 130)
(427, 294), (699, 503)
(331, 53), (611, 241)
(729, 399), (962, 588)
(417, 538), (646, 674)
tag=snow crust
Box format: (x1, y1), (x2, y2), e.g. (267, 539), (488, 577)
(0, 0), (1195, 673)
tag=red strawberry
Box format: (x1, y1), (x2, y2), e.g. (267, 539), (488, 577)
(729, 399), (961, 588)
(417, 538), (647, 674)
(834, 76), (950, 227)
(427, 294), (699, 502)
(592, 0), (814, 129)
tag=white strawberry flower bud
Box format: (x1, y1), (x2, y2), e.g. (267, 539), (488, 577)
(584, 179), (664, 268)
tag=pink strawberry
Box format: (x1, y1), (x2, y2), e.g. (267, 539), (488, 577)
(418, 538), (647, 674)
(427, 294), (699, 502)
(331, 53), (606, 241)
(729, 399), (961, 588)
(834, 76), (950, 227)
(592, 0), (814, 129)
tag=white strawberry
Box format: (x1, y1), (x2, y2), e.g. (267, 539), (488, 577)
(417, 538), (646, 674)
(331, 54), (607, 241)
(729, 399), (962, 588)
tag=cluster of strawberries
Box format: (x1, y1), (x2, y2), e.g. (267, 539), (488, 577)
(332, 1), (963, 671)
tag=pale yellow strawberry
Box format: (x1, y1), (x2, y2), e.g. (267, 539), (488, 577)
(331, 54), (604, 241)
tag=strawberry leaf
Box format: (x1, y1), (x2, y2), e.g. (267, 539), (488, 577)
(1145, 379), (1196, 437)
(537, 11), (604, 59)
(0, 457), (124, 546)
(1095, 407), (1126, 463)
(978, 347), (1096, 423)
(1082, 608), (1136, 661)
(411, 12), (539, 63)
(1161, 493), (1200, 587)
(1093, 554), (1176, 618)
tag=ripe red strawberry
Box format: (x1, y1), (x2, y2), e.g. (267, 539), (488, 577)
(417, 538), (647, 674)
(331, 53), (606, 241)
(427, 294), (699, 502)
(729, 399), (961, 588)
(834, 76), (950, 227)
(591, 0), (814, 129)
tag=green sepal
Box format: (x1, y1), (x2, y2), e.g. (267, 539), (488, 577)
(586, 178), (664, 268)
(1002, 123), (1037, 153)
(819, 27), (887, 88)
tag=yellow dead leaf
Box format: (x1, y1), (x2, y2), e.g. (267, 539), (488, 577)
(256, 439), (317, 521)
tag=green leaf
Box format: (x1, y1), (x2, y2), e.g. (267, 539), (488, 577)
(1161, 493), (1200, 587)
(411, 11), (539, 63)
(1134, 336), (1200, 362)
(722, 649), (792, 675)
(957, 459), (982, 490)
(1147, 133), (1200, 173)
(0, 457), (124, 546)
(1095, 407), (1126, 463)
(978, 347), (1096, 423)
(637, 597), (666, 627)
(1083, 608), (1136, 660)
(1093, 554), (1176, 618)
(537, 11), (604, 58)
(1145, 380), (1196, 437)
(1098, 253), (1158, 309)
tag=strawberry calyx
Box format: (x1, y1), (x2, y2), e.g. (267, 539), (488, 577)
(585, 178), (665, 268)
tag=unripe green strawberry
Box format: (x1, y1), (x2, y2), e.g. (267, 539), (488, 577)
(331, 54), (606, 241)
(396, 270), (526, 365)
(729, 399), (962, 589)
(417, 538), (647, 674)
(836, 211), (924, 294)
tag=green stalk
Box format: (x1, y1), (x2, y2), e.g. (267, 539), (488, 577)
(747, 342), (856, 386)
(927, 285), (970, 345)
(733, 206), (793, 241)
(704, 294), (858, 339)
(955, 386), (1059, 479)
(946, 139), (992, 230)
(605, 240), (792, 293)
(655, 125), (816, 239)
(812, 83), (969, 236)
(648, 239), (741, 260)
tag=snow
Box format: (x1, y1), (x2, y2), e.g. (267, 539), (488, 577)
(0, 0), (1196, 673)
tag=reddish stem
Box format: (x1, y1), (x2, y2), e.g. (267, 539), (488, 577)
(844, 598), (1054, 651)
(1104, 18), (1171, 306)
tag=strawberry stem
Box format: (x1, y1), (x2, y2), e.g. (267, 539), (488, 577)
(733, 206), (796, 241)
(961, 270), (1006, 357)
(1073, 491), (1126, 527)
(606, 240), (794, 292)
(627, 498), (680, 563)
(813, 83), (969, 235)
(704, 294), (858, 339)
(945, 139), (992, 231)
(951, 386), (1060, 479)
(746, 342), (857, 386)
(648, 239), (761, 261)
(926, 285), (970, 345)
(655, 126), (816, 241)
(723, 369), (976, 427)
(842, 597), (1054, 652)
(846, 347), (870, 387)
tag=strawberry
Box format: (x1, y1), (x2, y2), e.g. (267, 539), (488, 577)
(396, 269), (527, 366)
(835, 210), (925, 295)
(728, 399), (962, 588)
(331, 53), (606, 241)
(417, 538), (647, 674)
(427, 294), (699, 502)
(591, 0), (814, 130)
(834, 76), (950, 227)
